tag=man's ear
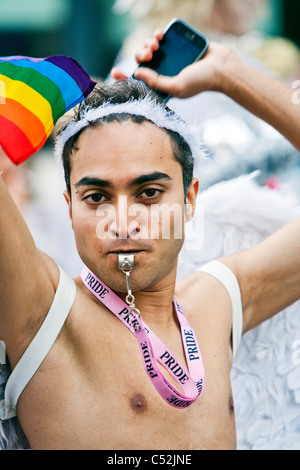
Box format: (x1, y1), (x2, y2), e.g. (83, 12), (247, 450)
(63, 190), (73, 224)
(185, 178), (199, 222)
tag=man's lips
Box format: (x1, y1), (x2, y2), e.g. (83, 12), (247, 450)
(106, 243), (151, 255)
(107, 249), (146, 255)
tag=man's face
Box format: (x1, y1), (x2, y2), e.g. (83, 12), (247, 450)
(211, 0), (265, 36)
(64, 120), (198, 293)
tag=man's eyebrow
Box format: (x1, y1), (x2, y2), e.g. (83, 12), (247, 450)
(129, 172), (172, 187)
(74, 172), (172, 189)
(74, 177), (112, 189)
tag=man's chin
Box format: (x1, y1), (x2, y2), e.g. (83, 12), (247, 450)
(104, 273), (154, 295)
(99, 263), (159, 296)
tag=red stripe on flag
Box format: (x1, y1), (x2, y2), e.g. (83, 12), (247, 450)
(0, 115), (36, 164)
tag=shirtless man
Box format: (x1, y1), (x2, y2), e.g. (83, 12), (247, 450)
(1, 34), (300, 450)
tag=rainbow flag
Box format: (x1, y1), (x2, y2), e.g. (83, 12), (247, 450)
(0, 55), (96, 164)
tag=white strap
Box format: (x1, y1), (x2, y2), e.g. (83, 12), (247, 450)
(198, 260), (243, 358)
(0, 266), (76, 420)
(0, 341), (5, 365)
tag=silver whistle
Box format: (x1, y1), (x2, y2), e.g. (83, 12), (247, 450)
(118, 253), (134, 272)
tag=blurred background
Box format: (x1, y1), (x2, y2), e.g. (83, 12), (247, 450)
(0, 0), (130, 78)
(0, 0), (299, 80)
(1, 0), (300, 276)
(0, 0), (299, 79)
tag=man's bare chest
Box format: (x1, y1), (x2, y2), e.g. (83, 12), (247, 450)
(17, 291), (236, 450)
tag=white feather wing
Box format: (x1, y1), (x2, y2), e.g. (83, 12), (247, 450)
(178, 173), (300, 450)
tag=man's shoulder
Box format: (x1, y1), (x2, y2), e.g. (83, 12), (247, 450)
(175, 263), (234, 317)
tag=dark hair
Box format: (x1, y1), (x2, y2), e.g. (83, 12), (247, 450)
(60, 79), (194, 197)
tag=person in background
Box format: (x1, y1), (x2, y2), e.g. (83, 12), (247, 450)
(114, 0), (300, 81)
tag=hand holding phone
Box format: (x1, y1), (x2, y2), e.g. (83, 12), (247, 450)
(111, 20), (231, 100)
(134, 19), (210, 102)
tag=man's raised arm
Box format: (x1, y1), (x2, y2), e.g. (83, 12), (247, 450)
(112, 35), (300, 152)
(0, 160), (57, 367)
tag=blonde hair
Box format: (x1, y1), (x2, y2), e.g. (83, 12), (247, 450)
(115, 0), (215, 57)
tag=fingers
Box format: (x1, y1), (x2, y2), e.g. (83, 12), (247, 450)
(135, 29), (164, 64)
(135, 39), (158, 63)
(134, 67), (178, 96)
(153, 29), (164, 41)
(110, 67), (128, 81)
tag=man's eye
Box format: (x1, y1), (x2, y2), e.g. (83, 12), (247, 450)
(83, 193), (107, 204)
(140, 188), (162, 198)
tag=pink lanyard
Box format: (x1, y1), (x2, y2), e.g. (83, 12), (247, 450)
(81, 266), (205, 409)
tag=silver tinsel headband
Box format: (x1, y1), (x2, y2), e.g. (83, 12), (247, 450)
(54, 94), (206, 169)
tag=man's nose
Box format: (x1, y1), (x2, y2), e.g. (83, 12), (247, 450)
(111, 195), (141, 239)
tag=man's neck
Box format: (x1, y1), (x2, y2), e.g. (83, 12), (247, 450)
(79, 262), (179, 330)
(116, 270), (177, 330)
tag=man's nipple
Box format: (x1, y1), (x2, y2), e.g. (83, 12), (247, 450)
(130, 393), (148, 414)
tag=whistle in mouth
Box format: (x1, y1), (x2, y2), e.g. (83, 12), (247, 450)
(118, 253), (134, 272)
(117, 253), (140, 327)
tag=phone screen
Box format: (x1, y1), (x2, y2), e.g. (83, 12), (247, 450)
(136, 20), (209, 101)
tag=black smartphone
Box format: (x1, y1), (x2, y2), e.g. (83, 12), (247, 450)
(134, 18), (210, 102)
